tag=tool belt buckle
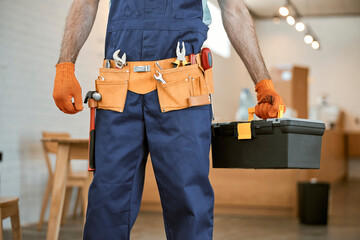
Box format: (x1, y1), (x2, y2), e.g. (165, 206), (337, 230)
(133, 65), (151, 72)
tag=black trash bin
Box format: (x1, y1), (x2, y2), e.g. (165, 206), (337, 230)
(298, 180), (330, 225)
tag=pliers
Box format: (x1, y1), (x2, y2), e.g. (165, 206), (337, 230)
(172, 42), (191, 68)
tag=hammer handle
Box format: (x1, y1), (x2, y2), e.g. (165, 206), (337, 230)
(88, 100), (97, 172)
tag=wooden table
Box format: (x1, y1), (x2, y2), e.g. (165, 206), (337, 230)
(42, 138), (92, 240)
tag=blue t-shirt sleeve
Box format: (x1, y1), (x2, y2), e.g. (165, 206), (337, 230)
(202, 0), (212, 26)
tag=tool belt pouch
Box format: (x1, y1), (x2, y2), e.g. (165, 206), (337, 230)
(156, 63), (214, 112)
(95, 68), (129, 112)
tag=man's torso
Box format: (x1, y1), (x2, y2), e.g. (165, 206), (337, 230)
(105, 0), (212, 61)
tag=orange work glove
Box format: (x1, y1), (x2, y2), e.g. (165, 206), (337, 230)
(255, 79), (286, 119)
(53, 62), (84, 114)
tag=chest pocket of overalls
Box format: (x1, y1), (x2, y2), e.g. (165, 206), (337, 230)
(124, 0), (168, 17)
(172, 0), (202, 19)
(144, 0), (168, 17)
(123, 0), (142, 17)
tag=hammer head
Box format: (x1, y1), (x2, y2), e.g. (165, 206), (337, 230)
(84, 91), (101, 104)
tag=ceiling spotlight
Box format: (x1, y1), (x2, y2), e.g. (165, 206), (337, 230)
(311, 41), (320, 49)
(286, 16), (295, 25)
(279, 6), (289, 16)
(304, 35), (313, 44)
(295, 21), (305, 32)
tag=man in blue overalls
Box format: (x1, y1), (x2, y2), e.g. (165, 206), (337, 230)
(53, 0), (285, 239)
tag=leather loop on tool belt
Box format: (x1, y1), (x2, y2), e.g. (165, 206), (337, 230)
(88, 99), (98, 108)
(189, 95), (211, 107)
(97, 52), (215, 113)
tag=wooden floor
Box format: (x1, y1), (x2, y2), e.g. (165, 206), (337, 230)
(3, 180), (360, 240)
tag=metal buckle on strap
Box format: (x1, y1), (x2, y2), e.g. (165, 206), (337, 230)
(133, 65), (151, 72)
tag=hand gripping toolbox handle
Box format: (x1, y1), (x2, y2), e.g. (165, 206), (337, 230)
(247, 105), (284, 121)
(237, 105), (284, 140)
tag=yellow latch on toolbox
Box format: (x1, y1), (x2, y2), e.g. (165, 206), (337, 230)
(240, 105), (285, 140)
(237, 122), (252, 140)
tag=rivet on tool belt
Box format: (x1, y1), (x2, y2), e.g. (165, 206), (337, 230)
(133, 65), (151, 72)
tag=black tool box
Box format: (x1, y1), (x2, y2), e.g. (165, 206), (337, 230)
(211, 118), (325, 169)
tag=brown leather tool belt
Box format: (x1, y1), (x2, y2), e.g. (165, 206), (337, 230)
(95, 53), (214, 113)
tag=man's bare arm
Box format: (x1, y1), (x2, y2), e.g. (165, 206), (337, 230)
(217, 0), (270, 84)
(57, 0), (100, 64)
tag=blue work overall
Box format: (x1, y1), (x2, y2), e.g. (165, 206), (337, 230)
(83, 0), (214, 239)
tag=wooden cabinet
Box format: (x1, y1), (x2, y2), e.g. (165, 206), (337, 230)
(346, 132), (360, 158)
(271, 65), (309, 118)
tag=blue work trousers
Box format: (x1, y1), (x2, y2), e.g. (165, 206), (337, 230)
(83, 90), (214, 240)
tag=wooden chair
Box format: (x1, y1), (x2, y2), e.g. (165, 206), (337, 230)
(0, 197), (22, 240)
(37, 132), (89, 230)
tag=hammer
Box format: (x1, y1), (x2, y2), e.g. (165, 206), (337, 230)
(84, 91), (101, 172)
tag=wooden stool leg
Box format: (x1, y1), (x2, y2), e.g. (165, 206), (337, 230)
(46, 143), (70, 240)
(82, 173), (93, 224)
(10, 205), (22, 240)
(61, 187), (73, 225)
(37, 179), (52, 230)
(80, 192), (84, 217)
(81, 187), (87, 225)
(0, 211), (3, 240)
(73, 189), (81, 219)
(81, 175), (92, 240)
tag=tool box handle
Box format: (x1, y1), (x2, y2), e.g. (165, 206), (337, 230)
(248, 105), (284, 121)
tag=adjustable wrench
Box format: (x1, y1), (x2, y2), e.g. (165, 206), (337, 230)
(113, 49), (127, 69)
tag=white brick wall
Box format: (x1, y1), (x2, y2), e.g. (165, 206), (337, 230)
(0, 0), (109, 228)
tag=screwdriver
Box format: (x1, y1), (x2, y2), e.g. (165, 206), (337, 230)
(189, 54), (196, 65)
(201, 48), (213, 70)
(201, 48), (215, 120)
